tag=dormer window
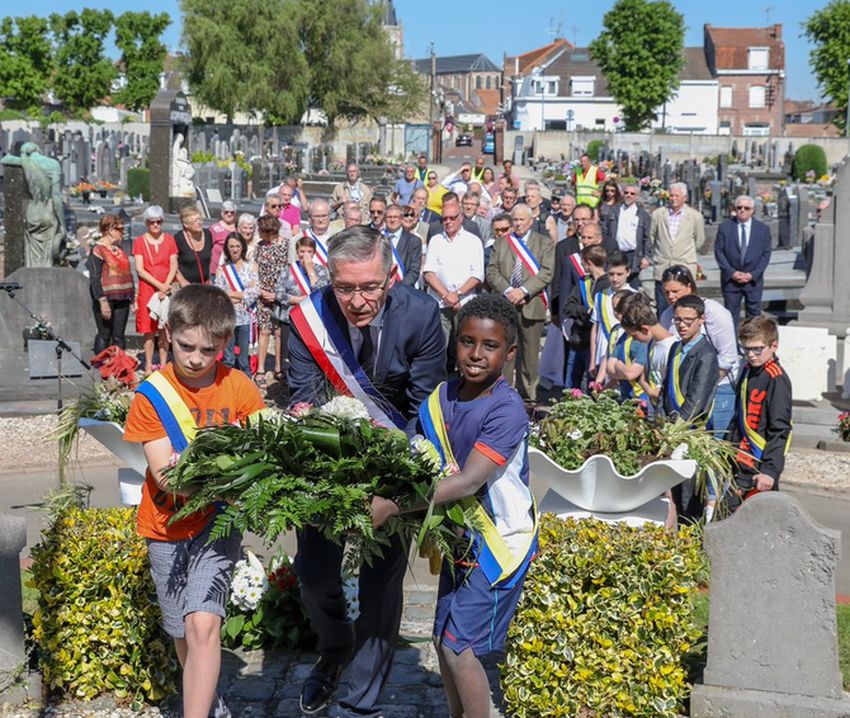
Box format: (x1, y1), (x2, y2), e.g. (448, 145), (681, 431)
(571, 76), (595, 97)
(748, 47), (769, 71)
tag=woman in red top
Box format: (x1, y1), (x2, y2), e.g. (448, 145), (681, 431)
(133, 205), (178, 374)
(87, 214), (135, 354)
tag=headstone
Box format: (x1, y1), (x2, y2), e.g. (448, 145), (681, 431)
(119, 156), (134, 190)
(0, 514), (27, 675)
(230, 162), (244, 201)
(148, 89), (193, 212)
(777, 185), (792, 249)
(0, 165), (26, 275)
(718, 154), (727, 183)
(94, 141), (106, 180)
(691, 493), (850, 717)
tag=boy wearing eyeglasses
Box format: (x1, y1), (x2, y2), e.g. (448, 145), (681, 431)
(725, 316), (792, 511)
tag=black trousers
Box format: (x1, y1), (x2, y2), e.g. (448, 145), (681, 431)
(294, 526), (408, 718)
(92, 299), (130, 354)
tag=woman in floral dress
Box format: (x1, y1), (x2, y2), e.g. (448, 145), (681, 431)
(253, 214), (288, 388)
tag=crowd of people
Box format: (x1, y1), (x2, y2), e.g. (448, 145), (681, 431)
(95, 152), (793, 718)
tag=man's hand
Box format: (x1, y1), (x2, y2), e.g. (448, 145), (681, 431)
(754, 473), (775, 492)
(444, 291), (460, 308)
(639, 257), (650, 269)
(371, 496), (400, 529)
(505, 287), (526, 305)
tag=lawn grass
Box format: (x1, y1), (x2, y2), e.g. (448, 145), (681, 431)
(21, 568), (38, 615)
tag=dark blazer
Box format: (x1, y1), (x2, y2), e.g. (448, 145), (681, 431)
(714, 218), (772, 290)
(662, 337), (718, 421)
(604, 204), (651, 273)
(486, 230), (555, 321)
(287, 284), (446, 425)
(393, 230), (421, 287)
(420, 208), (441, 224)
(551, 236), (582, 318)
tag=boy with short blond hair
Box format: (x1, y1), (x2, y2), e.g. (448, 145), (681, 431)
(124, 284), (265, 718)
(725, 316), (792, 511)
(589, 250), (635, 384)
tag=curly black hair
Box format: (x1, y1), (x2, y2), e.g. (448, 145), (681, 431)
(456, 294), (518, 346)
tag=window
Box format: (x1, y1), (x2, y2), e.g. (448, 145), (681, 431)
(476, 76), (482, 89)
(571, 76), (595, 97)
(719, 86), (733, 108)
(743, 122), (770, 136)
(595, 118), (605, 126)
(548, 80), (557, 95)
(749, 86), (766, 108)
(486, 75), (492, 90)
(748, 47), (769, 71)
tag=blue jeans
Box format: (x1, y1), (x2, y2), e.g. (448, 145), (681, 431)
(223, 324), (251, 376)
(708, 382), (736, 438)
(565, 347), (589, 390)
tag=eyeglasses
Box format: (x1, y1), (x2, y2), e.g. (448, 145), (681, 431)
(331, 276), (390, 299)
(370, 209), (385, 215)
(735, 205), (754, 211)
(403, 211), (416, 218)
(223, 210), (236, 216)
(623, 190), (637, 196)
(427, 175), (437, 180)
(672, 315), (700, 326)
(267, 203), (281, 209)
(493, 225), (511, 234)
(441, 213), (461, 222)
(147, 220), (163, 225)
(114, 225), (125, 232)
(741, 345), (767, 356)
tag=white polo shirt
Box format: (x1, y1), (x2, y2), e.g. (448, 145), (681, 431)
(423, 228), (484, 309)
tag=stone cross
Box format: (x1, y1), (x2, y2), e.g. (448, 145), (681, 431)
(0, 514), (27, 675)
(691, 492), (850, 717)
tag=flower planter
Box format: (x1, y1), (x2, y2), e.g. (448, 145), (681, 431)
(528, 447), (697, 514)
(79, 418), (147, 505)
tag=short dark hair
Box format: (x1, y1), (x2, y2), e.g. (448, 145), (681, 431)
(612, 288), (634, 312)
(607, 250), (629, 269)
(442, 191), (460, 205)
(581, 245), (607, 268)
(492, 212), (511, 225)
(619, 293), (655, 330)
(296, 235), (316, 251)
(223, 231), (248, 261)
(457, 294), (518, 346)
(257, 214), (281, 237)
(572, 203), (593, 218)
(168, 284), (235, 341)
(661, 265), (698, 292)
(739, 316), (778, 345)
(675, 294), (705, 317)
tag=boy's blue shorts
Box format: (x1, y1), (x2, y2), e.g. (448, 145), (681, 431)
(433, 560), (528, 657)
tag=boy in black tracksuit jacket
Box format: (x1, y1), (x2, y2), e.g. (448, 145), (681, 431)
(564, 245), (609, 388)
(725, 316), (793, 512)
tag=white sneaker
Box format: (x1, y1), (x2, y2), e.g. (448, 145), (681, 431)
(209, 695), (232, 718)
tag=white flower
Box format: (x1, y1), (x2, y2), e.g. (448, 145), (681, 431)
(319, 395), (370, 421)
(671, 443), (689, 461)
(568, 429), (582, 441)
(229, 550), (270, 611)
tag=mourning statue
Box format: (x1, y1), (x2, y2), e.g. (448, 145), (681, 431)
(1, 142), (66, 267)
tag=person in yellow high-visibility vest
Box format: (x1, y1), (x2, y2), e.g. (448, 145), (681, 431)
(572, 153), (605, 209)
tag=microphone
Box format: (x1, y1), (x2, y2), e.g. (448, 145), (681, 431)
(0, 282), (23, 292)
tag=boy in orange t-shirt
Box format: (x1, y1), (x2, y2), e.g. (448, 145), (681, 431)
(124, 284), (264, 718)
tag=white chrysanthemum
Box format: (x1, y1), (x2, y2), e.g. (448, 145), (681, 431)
(568, 429), (582, 441)
(319, 395), (370, 421)
(229, 551), (270, 611)
(671, 443), (689, 461)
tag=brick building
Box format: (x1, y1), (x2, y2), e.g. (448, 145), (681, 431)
(704, 24), (785, 136)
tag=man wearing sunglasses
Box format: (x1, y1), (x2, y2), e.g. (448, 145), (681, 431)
(713, 194), (772, 331)
(605, 183), (650, 289)
(287, 225), (445, 718)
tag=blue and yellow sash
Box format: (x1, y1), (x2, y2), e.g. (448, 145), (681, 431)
(595, 291), (615, 341)
(665, 341), (686, 414)
(418, 383), (538, 589)
(578, 276), (592, 309)
(136, 371), (197, 453)
(615, 333), (648, 401)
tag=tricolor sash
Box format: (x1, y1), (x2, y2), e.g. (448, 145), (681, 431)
(289, 291), (406, 429)
(738, 368), (792, 461)
(666, 341), (686, 414)
(391, 245), (406, 281)
(308, 230), (329, 267)
(136, 371), (197, 453)
(506, 233), (548, 309)
(289, 261), (313, 296)
(594, 291), (615, 341)
(568, 251), (586, 278)
(578, 276), (591, 308)
(222, 262), (257, 311)
(418, 383), (538, 589)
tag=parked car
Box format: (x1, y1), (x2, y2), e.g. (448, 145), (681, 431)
(482, 132), (495, 154)
(455, 133), (473, 147)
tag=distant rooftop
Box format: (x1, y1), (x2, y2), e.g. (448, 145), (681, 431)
(414, 54), (500, 75)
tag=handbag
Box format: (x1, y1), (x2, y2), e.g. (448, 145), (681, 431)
(270, 301), (288, 324)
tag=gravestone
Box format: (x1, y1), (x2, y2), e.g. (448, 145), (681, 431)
(119, 156), (134, 190)
(691, 492), (850, 717)
(1, 164), (26, 275)
(149, 89), (193, 212)
(0, 514), (27, 694)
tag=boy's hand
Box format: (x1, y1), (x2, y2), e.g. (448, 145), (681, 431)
(754, 473), (775, 492)
(370, 496), (400, 529)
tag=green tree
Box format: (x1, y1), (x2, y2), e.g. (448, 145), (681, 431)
(50, 9), (116, 113)
(181, 0), (309, 123)
(0, 16), (53, 111)
(295, 0), (425, 124)
(804, 0), (850, 133)
(114, 11), (171, 112)
(590, 0), (684, 131)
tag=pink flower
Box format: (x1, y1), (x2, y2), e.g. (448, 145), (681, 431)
(290, 402), (313, 417)
(569, 388), (584, 399)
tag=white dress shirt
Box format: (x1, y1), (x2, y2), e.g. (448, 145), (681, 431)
(423, 228), (484, 309)
(616, 204), (639, 252)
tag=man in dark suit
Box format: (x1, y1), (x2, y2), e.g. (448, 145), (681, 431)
(713, 194), (772, 330)
(383, 203), (421, 287)
(486, 203), (555, 402)
(604, 182), (651, 288)
(287, 226), (445, 718)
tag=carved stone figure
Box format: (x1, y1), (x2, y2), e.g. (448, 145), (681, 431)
(171, 133), (195, 198)
(1, 142), (66, 267)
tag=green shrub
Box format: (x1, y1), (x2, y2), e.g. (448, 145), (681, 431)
(127, 168), (150, 200)
(503, 515), (706, 718)
(793, 144), (827, 181)
(31, 507), (177, 703)
(586, 139), (603, 162)
(191, 150), (215, 164)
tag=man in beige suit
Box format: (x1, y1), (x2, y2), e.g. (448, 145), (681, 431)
(649, 182), (705, 315)
(486, 203), (555, 403)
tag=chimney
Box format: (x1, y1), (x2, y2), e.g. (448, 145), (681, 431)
(771, 24), (781, 39)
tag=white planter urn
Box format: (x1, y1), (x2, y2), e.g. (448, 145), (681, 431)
(529, 447), (697, 514)
(79, 418), (147, 505)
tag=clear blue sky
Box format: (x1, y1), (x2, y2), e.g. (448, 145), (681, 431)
(29, 0), (823, 100)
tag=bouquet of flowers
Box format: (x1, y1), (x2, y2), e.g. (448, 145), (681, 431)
(835, 412), (850, 442)
(166, 398), (473, 567)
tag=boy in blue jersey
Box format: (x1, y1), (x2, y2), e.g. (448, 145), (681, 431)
(372, 294), (536, 718)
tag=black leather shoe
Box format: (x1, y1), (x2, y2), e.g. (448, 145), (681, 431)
(299, 657), (344, 715)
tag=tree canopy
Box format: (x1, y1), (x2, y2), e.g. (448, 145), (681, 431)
(804, 0), (850, 133)
(114, 11), (171, 112)
(0, 16), (53, 111)
(590, 0), (685, 131)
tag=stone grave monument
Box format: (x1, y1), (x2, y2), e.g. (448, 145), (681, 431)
(691, 492), (850, 717)
(0, 514), (29, 701)
(149, 89), (195, 213)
